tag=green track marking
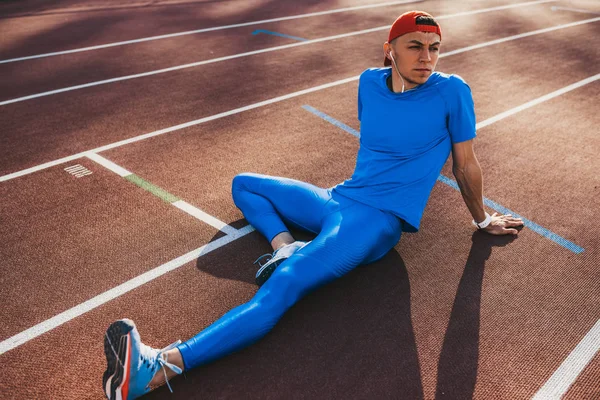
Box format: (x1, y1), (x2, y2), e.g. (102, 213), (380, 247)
(125, 174), (180, 203)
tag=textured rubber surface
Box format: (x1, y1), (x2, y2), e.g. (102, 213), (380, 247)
(1, 0), (600, 399)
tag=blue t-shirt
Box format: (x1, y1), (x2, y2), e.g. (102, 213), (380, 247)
(333, 68), (476, 232)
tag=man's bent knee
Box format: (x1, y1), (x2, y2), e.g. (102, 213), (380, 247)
(232, 172), (256, 191)
(231, 173), (262, 205)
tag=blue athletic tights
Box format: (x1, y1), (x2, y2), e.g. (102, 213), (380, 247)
(176, 173), (402, 369)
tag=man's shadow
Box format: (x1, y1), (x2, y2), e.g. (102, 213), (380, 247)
(435, 231), (516, 399)
(154, 224), (515, 399)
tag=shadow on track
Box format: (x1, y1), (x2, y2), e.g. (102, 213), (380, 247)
(435, 231), (516, 399)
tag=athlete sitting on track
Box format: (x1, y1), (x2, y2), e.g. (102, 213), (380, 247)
(102, 11), (524, 399)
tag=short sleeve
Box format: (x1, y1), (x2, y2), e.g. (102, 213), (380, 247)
(447, 75), (476, 144)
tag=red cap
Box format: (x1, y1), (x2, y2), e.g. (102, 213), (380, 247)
(384, 11), (442, 66)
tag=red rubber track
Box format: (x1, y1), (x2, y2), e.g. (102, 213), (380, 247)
(1, 0), (599, 399)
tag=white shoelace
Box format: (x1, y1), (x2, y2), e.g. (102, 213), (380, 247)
(253, 253), (273, 268)
(140, 340), (183, 393)
(253, 241), (308, 268)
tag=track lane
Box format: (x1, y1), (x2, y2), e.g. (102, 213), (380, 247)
(2, 1), (599, 398)
(0, 0), (427, 63)
(0, 0), (560, 100)
(0, 160), (222, 340)
(0, 0), (400, 58)
(402, 185), (600, 400)
(1, 0), (541, 59)
(2, 175), (598, 399)
(448, 83), (600, 250)
(1, 6), (596, 178)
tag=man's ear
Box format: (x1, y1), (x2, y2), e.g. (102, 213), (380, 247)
(383, 42), (392, 60)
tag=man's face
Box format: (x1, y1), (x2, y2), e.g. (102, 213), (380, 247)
(386, 31), (441, 87)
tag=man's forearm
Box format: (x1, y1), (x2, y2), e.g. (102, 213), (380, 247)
(453, 160), (486, 223)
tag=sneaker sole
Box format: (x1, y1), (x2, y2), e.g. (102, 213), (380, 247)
(255, 242), (308, 286)
(255, 259), (285, 286)
(103, 319), (135, 400)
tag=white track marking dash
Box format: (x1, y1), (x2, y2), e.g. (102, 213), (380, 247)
(532, 319), (600, 399)
(0, 224), (256, 356)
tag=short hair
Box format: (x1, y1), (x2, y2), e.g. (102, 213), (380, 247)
(415, 15), (439, 27)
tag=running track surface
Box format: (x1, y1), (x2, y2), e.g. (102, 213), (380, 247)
(0, 0), (599, 399)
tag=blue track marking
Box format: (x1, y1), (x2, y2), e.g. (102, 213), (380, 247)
(252, 29), (308, 42)
(437, 175), (584, 254)
(302, 105), (360, 137)
(302, 104), (585, 254)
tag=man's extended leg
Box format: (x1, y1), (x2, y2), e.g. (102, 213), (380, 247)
(103, 244), (339, 399)
(103, 189), (402, 399)
(175, 197), (402, 371)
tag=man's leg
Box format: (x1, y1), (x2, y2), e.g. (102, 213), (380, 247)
(173, 199), (402, 371)
(231, 173), (331, 249)
(135, 250), (339, 390)
(232, 173), (335, 285)
(103, 195), (401, 399)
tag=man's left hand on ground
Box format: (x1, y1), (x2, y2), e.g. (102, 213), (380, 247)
(481, 213), (524, 235)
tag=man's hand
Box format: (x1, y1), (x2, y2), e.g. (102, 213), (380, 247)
(481, 213), (524, 235)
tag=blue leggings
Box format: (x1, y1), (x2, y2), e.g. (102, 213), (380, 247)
(176, 173), (402, 369)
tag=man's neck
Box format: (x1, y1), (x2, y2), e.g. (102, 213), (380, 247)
(387, 73), (419, 93)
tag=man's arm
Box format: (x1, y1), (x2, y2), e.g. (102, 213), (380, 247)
(451, 139), (523, 235)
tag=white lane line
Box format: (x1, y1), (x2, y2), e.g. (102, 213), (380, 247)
(532, 319), (600, 400)
(1, 14), (597, 184)
(0, 0), (424, 64)
(0, 76), (358, 183)
(86, 153), (236, 234)
(0, 224), (256, 356)
(0, 0), (560, 107)
(86, 152), (132, 177)
(441, 16), (600, 58)
(173, 200), (239, 235)
(3, 153), (85, 180)
(476, 74), (600, 131)
(551, 6), (600, 15)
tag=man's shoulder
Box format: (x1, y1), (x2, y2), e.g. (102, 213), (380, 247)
(431, 72), (470, 90)
(429, 72), (472, 104)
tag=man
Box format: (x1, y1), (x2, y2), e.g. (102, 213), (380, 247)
(102, 11), (523, 399)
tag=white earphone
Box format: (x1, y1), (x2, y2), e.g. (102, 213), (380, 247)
(388, 51), (405, 93)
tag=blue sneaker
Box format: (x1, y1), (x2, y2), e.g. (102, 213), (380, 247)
(254, 241), (308, 286)
(103, 319), (183, 399)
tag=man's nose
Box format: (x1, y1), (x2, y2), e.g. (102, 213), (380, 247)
(419, 48), (432, 62)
